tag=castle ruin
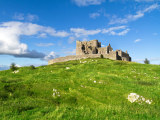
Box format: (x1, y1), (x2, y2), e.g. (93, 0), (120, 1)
(76, 40), (131, 61)
(48, 39), (131, 65)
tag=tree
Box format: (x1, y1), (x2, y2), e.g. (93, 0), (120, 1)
(144, 58), (150, 64)
(10, 63), (17, 71)
(30, 65), (36, 70)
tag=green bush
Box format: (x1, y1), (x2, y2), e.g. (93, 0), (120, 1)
(10, 63), (17, 71)
(144, 58), (150, 64)
(30, 65), (36, 70)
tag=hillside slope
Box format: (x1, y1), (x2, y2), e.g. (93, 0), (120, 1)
(0, 58), (160, 120)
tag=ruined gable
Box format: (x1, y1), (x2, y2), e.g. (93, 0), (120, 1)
(76, 40), (113, 55)
(76, 40), (101, 55)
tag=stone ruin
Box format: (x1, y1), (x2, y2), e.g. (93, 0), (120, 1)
(76, 40), (131, 61)
(48, 39), (131, 65)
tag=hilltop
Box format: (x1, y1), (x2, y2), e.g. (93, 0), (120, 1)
(0, 58), (160, 120)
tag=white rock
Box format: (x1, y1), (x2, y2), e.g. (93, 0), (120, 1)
(66, 67), (70, 69)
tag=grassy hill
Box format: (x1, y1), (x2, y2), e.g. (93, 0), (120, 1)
(0, 58), (160, 120)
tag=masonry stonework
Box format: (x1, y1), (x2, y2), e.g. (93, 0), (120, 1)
(48, 39), (131, 65)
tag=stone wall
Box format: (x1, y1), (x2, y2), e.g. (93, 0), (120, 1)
(103, 51), (117, 60)
(48, 54), (117, 65)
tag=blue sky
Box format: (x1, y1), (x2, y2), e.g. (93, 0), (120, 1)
(0, 0), (160, 69)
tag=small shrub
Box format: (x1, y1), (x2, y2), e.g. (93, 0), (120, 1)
(10, 63), (17, 71)
(30, 65), (36, 70)
(144, 58), (150, 64)
(100, 54), (104, 58)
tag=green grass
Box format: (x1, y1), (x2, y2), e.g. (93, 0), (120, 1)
(0, 58), (160, 120)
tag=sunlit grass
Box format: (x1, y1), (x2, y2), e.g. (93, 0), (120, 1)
(0, 58), (160, 119)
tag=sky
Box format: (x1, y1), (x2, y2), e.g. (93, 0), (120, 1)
(0, 0), (160, 69)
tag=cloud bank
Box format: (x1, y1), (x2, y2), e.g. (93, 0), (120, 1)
(0, 21), (69, 59)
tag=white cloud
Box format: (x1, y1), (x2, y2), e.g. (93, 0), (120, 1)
(13, 13), (39, 21)
(102, 26), (126, 32)
(70, 28), (101, 37)
(117, 29), (130, 36)
(90, 12), (100, 19)
(72, 0), (105, 6)
(143, 3), (159, 12)
(109, 4), (159, 24)
(69, 28), (101, 43)
(13, 13), (24, 20)
(134, 38), (141, 43)
(102, 26), (130, 36)
(27, 14), (39, 21)
(89, 9), (107, 19)
(39, 33), (47, 38)
(44, 51), (59, 61)
(36, 43), (54, 47)
(45, 27), (69, 37)
(0, 21), (69, 58)
(68, 26), (130, 43)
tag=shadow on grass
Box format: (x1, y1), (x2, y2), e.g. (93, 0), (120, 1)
(136, 81), (157, 86)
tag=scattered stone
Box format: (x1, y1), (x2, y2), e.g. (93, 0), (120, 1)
(127, 93), (152, 104)
(66, 67), (70, 70)
(52, 88), (60, 98)
(12, 70), (19, 74)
